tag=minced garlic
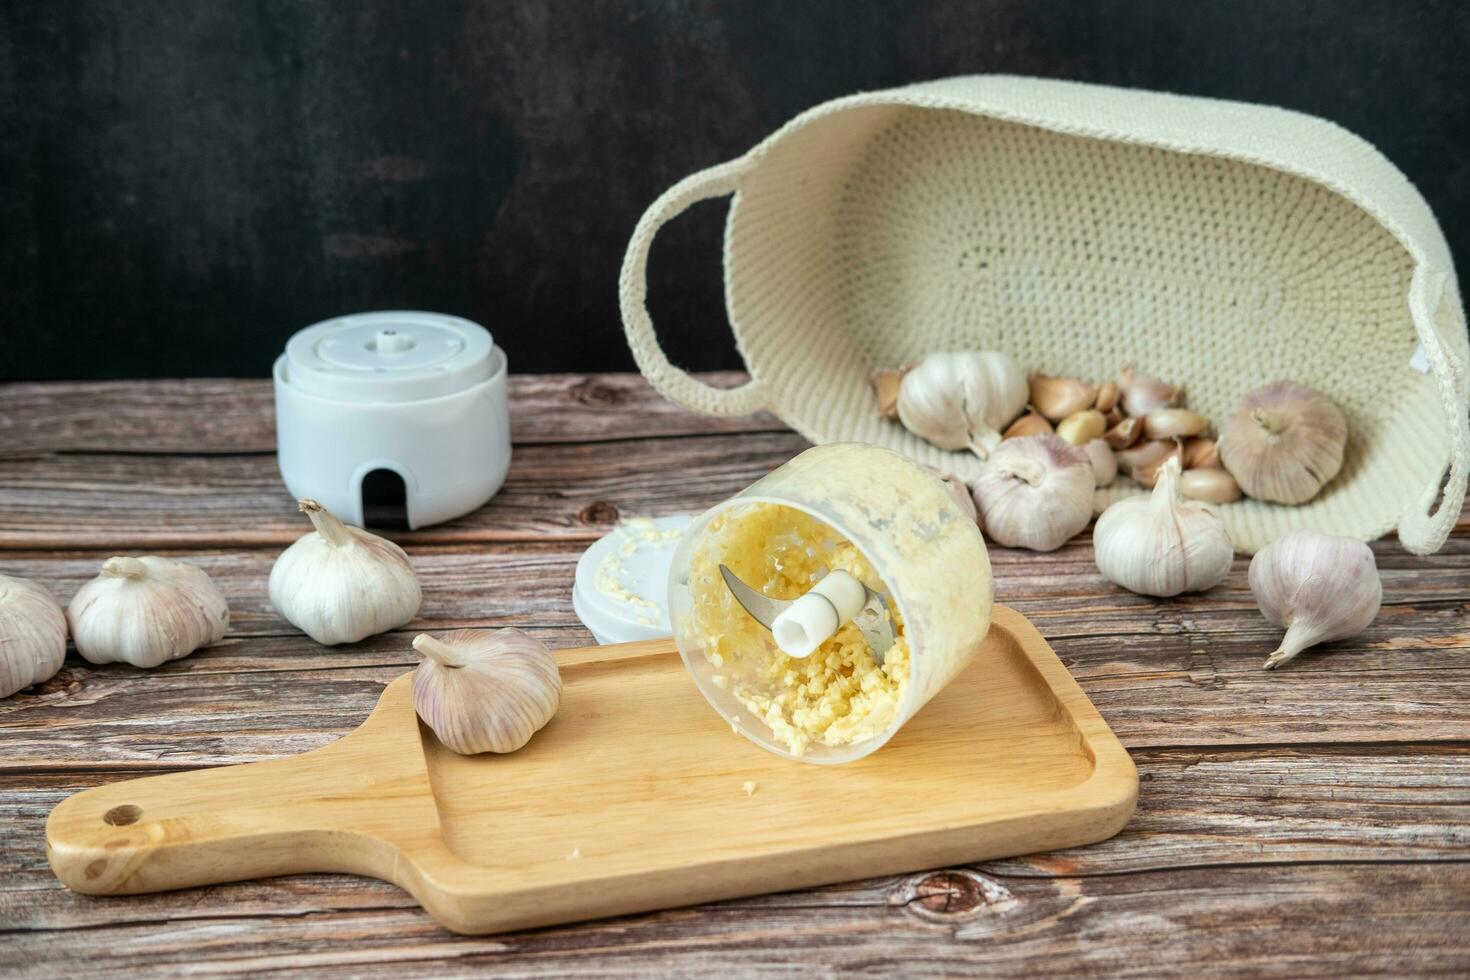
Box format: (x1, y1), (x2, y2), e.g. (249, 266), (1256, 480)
(593, 517), (684, 626)
(688, 503), (910, 757)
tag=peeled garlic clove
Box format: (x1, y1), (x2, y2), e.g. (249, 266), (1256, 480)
(1119, 366), (1182, 418)
(1083, 439), (1117, 488)
(68, 557), (229, 668)
(269, 499), (422, 646)
(968, 434), (1095, 552)
(1116, 438), (1174, 476)
(1180, 437), (1220, 469)
(1131, 442), (1183, 489)
(0, 574), (67, 698)
(1104, 416), (1144, 450)
(896, 352), (1027, 459)
(1143, 408), (1210, 441)
(1095, 381), (1119, 414)
(1218, 381), (1347, 505)
(1093, 457), (1234, 597)
(1003, 408), (1054, 440)
(1056, 409), (1107, 446)
(1250, 531), (1381, 670)
(871, 368), (907, 419)
(412, 629), (562, 754)
(1029, 374), (1098, 423)
(1179, 467), (1241, 503)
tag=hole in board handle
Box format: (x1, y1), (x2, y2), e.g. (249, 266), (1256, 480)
(103, 804), (142, 826)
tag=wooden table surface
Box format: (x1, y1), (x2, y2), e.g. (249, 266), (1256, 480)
(2, 373), (1468, 978)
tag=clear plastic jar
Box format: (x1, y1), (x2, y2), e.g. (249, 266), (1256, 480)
(667, 443), (993, 763)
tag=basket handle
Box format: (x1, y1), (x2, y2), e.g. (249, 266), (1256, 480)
(619, 156), (766, 416)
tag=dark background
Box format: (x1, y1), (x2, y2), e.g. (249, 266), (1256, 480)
(2, 0), (1467, 381)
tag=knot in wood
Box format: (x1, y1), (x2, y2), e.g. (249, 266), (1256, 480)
(578, 501), (620, 525)
(905, 870), (987, 919)
(572, 379), (628, 408)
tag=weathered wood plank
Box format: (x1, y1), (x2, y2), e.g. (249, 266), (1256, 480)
(2, 862), (1466, 978)
(0, 374), (781, 455)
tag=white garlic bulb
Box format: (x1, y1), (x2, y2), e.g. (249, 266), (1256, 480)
(269, 499), (422, 645)
(1218, 381), (1347, 504)
(969, 434), (1095, 552)
(1093, 457), (1233, 596)
(897, 352), (1027, 458)
(68, 557), (229, 667)
(412, 629), (562, 754)
(1249, 531), (1381, 670)
(0, 574), (68, 697)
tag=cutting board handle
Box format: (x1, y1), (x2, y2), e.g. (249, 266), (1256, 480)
(46, 676), (439, 896)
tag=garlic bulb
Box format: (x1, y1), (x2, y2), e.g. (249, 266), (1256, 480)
(1250, 531), (1381, 670)
(1119, 367), (1181, 418)
(1093, 457), (1233, 596)
(0, 574), (67, 697)
(1084, 439), (1117, 487)
(269, 499), (422, 645)
(1218, 381), (1347, 504)
(969, 434), (1095, 552)
(412, 629), (562, 754)
(896, 352), (1027, 458)
(68, 557), (229, 667)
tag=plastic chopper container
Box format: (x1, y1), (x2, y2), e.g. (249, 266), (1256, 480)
(667, 442), (994, 764)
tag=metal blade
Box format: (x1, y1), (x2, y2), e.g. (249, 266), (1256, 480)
(852, 591), (896, 665)
(718, 564), (791, 629)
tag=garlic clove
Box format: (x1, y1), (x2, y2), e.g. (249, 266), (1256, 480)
(1118, 366), (1182, 418)
(1003, 408), (1054, 440)
(968, 434), (1095, 552)
(1179, 467), (1241, 503)
(1095, 381), (1119, 414)
(1104, 416), (1144, 450)
(1180, 437), (1220, 469)
(1249, 531), (1381, 670)
(1115, 438), (1174, 476)
(68, 557), (229, 668)
(1083, 439), (1118, 488)
(1131, 441), (1184, 489)
(1218, 381), (1348, 505)
(269, 499), (422, 646)
(871, 368), (907, 419)
(1093, 457), (1234, 597)
(1056, 409), (1107, 446)
(0, 574), (68, 698)
(1143, 408), (1210, 441)
(1029, 374), (1098, 422)
(412, 629), (562, 754)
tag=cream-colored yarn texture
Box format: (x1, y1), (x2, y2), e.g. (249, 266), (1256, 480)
(619, 75), (1469, 555)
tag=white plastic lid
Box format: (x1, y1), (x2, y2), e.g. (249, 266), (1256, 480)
(573, 515), (693, 645)
(281, 311), (495, 403)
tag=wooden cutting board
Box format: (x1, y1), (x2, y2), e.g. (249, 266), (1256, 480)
(46, 604), (1136, 935)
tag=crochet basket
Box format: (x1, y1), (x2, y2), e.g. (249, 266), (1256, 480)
(620, 76), (1469, 555)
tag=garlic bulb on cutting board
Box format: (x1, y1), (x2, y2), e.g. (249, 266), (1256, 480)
(68, 557), (229, 667)
(412, 629), (562, 754)
(269, 499), (422, 645)
(1093, 457), (1233, 597)
(0, 574), (68, 697)
(1250, 531), (1381, 670)
(896, 352), (1027, 458)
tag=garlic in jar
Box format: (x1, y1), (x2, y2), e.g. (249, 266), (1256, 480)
(1218, 381), (1347, 505)
(412, 629), (562, 754)
(0, 574), (67, 697)
(896, 352), (1027, 458)
(968, 434), (1095, 552)
(1118, 367), (1182, 418)
(1093, 458), (1233, 596)
(1250, 531), (1381, 670)
(269, 499), (422, 645)
(68, 557), (229, 667)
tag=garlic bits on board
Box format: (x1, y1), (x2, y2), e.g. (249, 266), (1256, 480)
(67, 557), (229, 668)
(1249, 531), (1381, 670)
(412, 629), (562, 754)
(895, 351), (1027, 458)
(969, 434), (1095, 552)
(0, 574), (68, 697)
(1093, 457), (1233, 596)
(1218, 381), (1347, 504)
(269, 499), (422, 645)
